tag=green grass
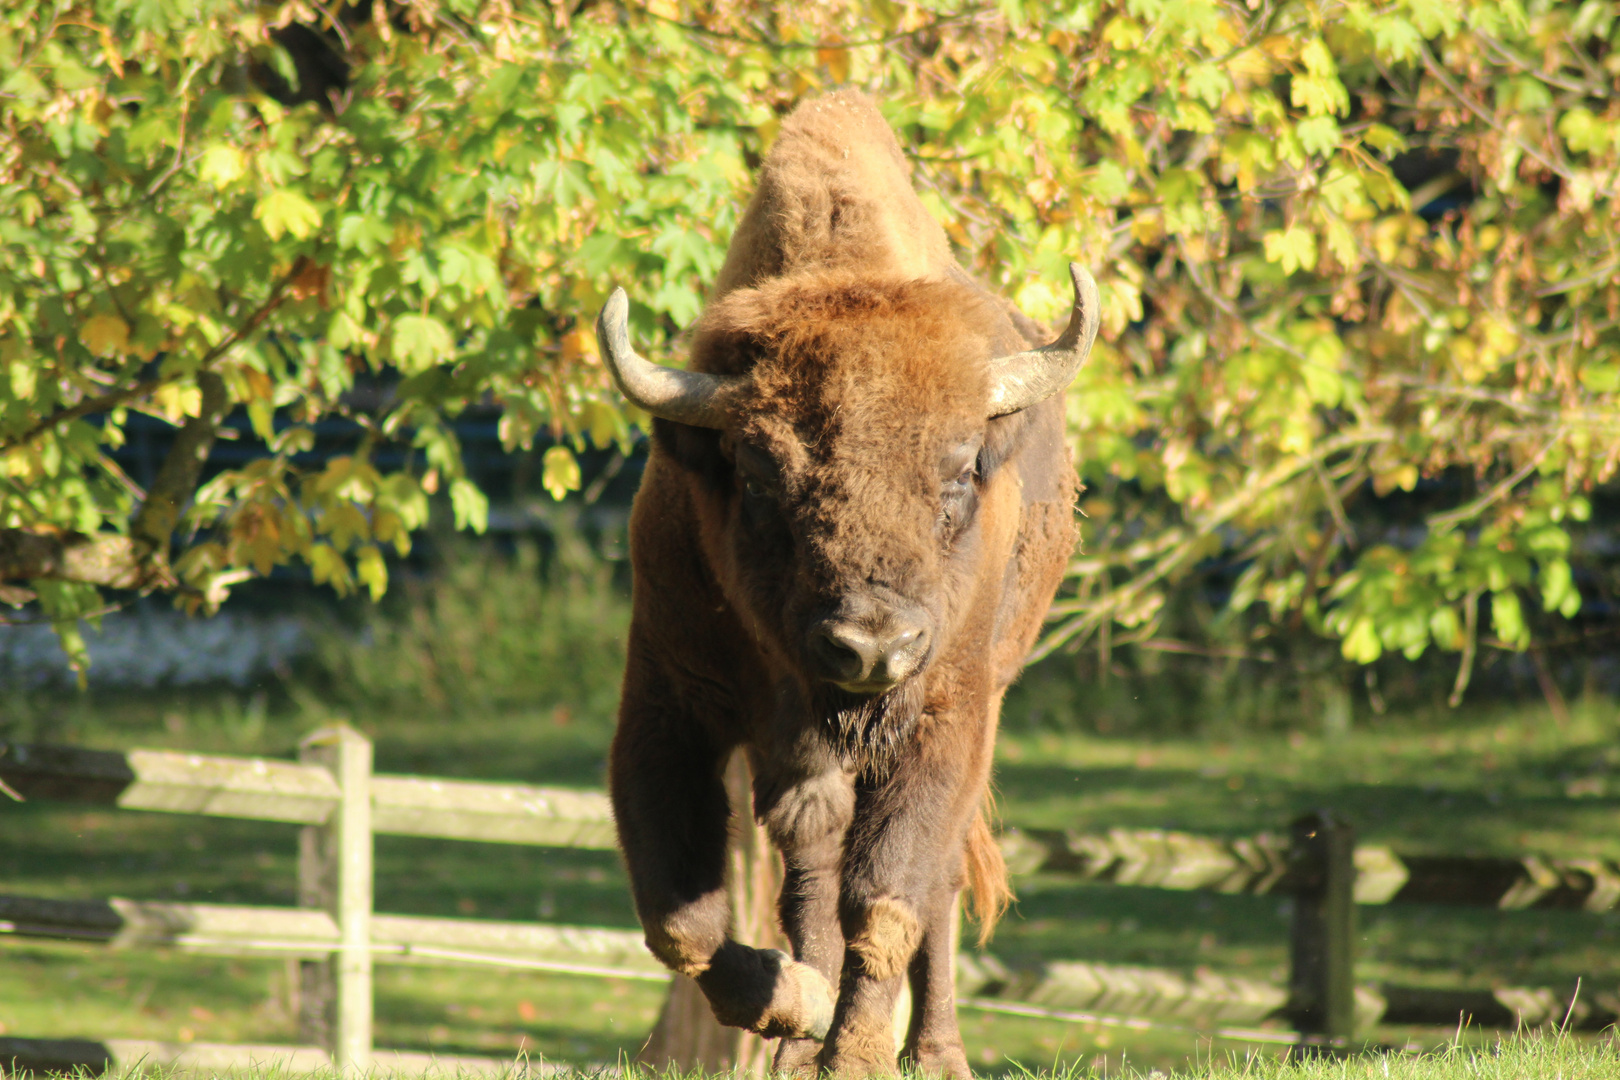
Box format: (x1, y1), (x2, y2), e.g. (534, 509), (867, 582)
(32, 1029), (1620, 1078)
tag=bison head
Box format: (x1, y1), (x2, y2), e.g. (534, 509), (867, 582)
(597, 267), (1097, 710)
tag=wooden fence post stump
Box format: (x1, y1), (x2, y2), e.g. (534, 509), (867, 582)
(637, 750), (782, 1077)
(1286, 810), (1356, 1049)
(298, 726), (373, 1072)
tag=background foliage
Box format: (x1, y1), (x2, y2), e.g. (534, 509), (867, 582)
(2, 0), (1617, 692)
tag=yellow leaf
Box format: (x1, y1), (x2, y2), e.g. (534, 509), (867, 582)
(8, 361), (36, 401)
(357, 545), (388, 601)
(560, 327), (598, 365)
(199, 145), (248, 189)
(818, 45), (850, 84)
(81, 313), (130, 357)
(542, 445), (581, 501)
(583, 400), (619, 449)
(153, 382), (202, 423)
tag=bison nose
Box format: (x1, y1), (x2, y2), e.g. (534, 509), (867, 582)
(808, 617), (930, 692)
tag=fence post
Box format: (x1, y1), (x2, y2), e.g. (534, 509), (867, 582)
(298, 726), (373, 1071)
(1287, 810), (1355, 1047)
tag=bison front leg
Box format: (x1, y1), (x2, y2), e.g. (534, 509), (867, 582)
(610, 688), (833, 1042)
(901, 885), (972, 1078)
(818, 739), (985, 1079)
(756, 753), (858, 1076)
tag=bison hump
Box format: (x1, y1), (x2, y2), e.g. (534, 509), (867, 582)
(713, 91), (957, 297)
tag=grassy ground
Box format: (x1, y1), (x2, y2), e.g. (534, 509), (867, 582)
(18, 1031), (1620, 1079)
(4, 685), (1619, 1076)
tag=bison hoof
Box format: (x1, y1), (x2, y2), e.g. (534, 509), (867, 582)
(760, 949), (835, 1040)
(701, 945), (834, 1040)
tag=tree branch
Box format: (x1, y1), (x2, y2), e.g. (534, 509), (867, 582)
(1, 256), (308, 454)
(1425, 432), (1559, 533)
(0, 529), (146, 588)
(1417, 40), (1610, 197)
(644, 5), (989, 51)
(131, 370), (230, 555)
(1035, 427), (1396, 660)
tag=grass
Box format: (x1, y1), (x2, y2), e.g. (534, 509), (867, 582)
(4, 546), (1620, 1076)
(22, 1029), (1620, 1078)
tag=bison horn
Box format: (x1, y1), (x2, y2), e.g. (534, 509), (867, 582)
(986, 263), (1101, 418)
(595, 288), (741, 429)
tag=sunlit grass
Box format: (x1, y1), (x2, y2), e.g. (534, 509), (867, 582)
(73, 1029), (1620, 1078)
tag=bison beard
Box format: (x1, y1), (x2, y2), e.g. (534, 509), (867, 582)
(603, 92), (1095, 1078)
(816, 683), (921, 772)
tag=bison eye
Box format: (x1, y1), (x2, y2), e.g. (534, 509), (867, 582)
(743, 476), (771, 500)
(939, 463), (978, 536)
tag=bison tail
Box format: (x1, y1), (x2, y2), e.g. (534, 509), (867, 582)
(963, 801), (1012, 946)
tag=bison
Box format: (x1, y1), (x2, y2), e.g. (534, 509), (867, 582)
(601, 91), (1097, 1078)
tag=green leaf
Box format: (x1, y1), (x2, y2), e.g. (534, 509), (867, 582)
(253, 188), (322, 241)
(1263, 226), (1318, 274)
(450, 477), (489, 534)
(392, 315), (455, 374)
(308, 544), (353, 596)
(1490, 589), (1528, 650)
(1341, 617), (1382, 664)
(1296, 116), (1340, 156)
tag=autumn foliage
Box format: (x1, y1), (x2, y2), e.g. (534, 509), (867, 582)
(1, 0), (1616, 688)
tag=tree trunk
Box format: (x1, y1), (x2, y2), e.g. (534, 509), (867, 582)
(637, 750), (782, 1077)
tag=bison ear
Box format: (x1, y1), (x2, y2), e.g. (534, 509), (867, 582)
(652, 417), (732, 492)
(985, 264), (1100, 417)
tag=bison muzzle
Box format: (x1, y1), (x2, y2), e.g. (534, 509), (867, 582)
(602, 91), (1096, 1078)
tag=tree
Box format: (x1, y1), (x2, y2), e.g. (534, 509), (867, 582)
(2, 0), (1617, 698)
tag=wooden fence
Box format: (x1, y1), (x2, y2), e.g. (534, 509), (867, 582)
(3, 730), (1618, 1074)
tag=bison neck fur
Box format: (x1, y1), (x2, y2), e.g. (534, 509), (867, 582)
(609, 91), (1077, 1080)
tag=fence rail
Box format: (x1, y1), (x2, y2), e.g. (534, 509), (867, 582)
(4, 734), (1617, 1073)
(1002, 825), (1620, 911)
(0, 741), (617, 848)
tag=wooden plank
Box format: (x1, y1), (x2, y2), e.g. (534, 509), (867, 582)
(111, 899), (339, 955)
(0, 893), (338, 955)
(16, 738), (1620, 906)
(1001, 826), (1620, 912)
(1286, 811), (1357, 1042)
(0, 1038), (573, 1076)
(0, 895), (123, 942)
(106, 1039), (332, 1075)
(371, 914), (661, 976)
(0, 1037), (112, 1076)
(0, 744), (619, 850)
(0, 743), (133, 803)
(956, 952), (1287, 1026)
(118, 749), (340, 823)
(0, 893), (659, 975)
(370, 775), (617, 849)
(0, 741), (337, 823)
(372, 1050), (570, 1076)
(299, 726), (373, 1071)
(1372, 984), (1618, 1031)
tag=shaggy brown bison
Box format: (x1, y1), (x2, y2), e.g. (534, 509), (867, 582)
(601, 91), (1097, 1078)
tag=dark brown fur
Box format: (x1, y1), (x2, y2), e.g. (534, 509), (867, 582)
(609, 91), (1077, 1078)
